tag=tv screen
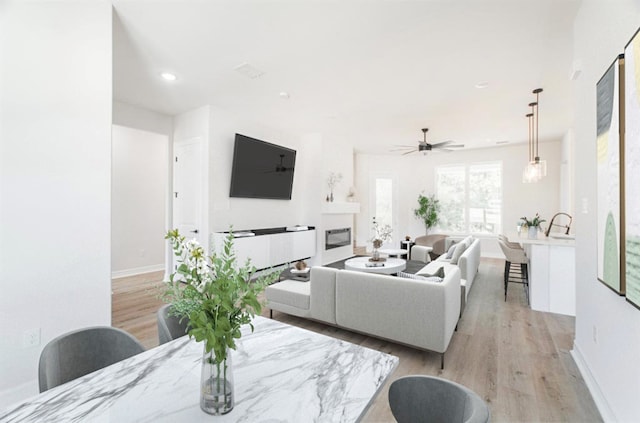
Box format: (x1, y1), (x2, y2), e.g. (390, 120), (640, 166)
(229, 134), (296, 200)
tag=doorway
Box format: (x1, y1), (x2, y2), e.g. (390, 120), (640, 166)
(111, 125), (168, 278)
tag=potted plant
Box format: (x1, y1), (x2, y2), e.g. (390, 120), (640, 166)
(163, 229), (278, 415)
(521, 214), (546, 239)
(414, 193), (441, 233)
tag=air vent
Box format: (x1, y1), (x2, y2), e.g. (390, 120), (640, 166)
(234, 63), (265, 79)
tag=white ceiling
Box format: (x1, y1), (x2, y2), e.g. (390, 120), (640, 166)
(112, 0), (580, 153)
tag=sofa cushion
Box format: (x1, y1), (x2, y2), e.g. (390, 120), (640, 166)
(445, 244), (457, 259)
(265, 280), (310, 310)
(398, 271), (443, 283)
(415, 266), (445, 278)
(450, 242), (467, 265)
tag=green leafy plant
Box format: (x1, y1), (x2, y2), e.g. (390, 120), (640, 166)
(414, 193), (441, 233)
(163, 229), (278, 364)
(521, 213), (546, 228)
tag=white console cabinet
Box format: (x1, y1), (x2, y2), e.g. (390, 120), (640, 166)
(212, 228), (316, 270)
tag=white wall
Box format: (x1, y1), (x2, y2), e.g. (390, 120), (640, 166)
(572, 1), (640, 421)
(113, 100), (173, 136)
(112, 125), (168, 277)
(0, 1), (112, 406)
(355, 140), (562, 257)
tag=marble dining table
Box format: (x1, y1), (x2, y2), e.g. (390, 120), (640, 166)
(0, 316), (398, 422)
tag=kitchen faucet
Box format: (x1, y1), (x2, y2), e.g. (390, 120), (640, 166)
(545, 212), (572, 237)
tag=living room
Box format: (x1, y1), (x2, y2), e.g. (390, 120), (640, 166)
(2, 1), (640, 421)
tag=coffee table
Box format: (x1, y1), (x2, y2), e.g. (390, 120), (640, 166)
(344, 257), (406, 274)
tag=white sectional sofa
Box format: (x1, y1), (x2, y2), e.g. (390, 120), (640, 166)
(412, 236), (481, 309)
(266, 265), (461, 368)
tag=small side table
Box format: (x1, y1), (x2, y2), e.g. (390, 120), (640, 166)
(400, 240), (415, 260)
(379, 248), (409, 259)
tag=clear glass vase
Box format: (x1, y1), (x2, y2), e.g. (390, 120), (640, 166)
(200, 346), (234, 415)
(372, 248), (380, 261)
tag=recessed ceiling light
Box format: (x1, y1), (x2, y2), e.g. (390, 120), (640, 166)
(160, 72), (177, 81)
(279, 92), (290, 99)
(475, 81), (489, 89)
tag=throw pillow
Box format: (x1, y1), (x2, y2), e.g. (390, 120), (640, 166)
(451, 241), (467, 265)
(397, 271), (443, 283)
(445, 244), (457, 259)
(417, 266), (445, 279)
(463, 236), (473, 248)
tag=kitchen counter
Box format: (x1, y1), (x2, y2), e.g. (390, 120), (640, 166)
(507, 232), (576, 316)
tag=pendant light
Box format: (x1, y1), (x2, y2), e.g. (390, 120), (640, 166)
(523, 111), (537, 182)
(522, 88), (546, 183)
(531, 88), (546, 179)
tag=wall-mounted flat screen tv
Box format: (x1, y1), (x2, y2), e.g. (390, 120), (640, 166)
(229, 134), (296, 200)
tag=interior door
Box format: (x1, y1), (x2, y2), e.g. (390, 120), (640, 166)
(173, 138), (203, 248)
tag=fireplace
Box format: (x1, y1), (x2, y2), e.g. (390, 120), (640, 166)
(325, 228), (351, 250)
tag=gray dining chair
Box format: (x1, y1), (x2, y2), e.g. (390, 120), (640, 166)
(38, 326), (145, 392)
(389, 375), (490, 423)
(157, 304), (189, 344)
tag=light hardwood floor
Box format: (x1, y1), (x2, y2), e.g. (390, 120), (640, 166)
(112, 259), (602, 422)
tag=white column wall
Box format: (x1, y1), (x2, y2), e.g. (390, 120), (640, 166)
(0, 1), (112, 406)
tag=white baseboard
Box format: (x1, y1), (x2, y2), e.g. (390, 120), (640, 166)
(0, 380), (37, 410)
(571, 342), (615, 422)
(112, 264), (165, 279)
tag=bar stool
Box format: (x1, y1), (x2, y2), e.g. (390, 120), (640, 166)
(498, 239), (529, 305)
(498, 234), (523, 250)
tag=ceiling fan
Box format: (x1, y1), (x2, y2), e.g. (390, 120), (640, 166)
(391, 128), (464, 155)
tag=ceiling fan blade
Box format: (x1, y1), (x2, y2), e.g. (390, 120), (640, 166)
(445, 144), (464, 148)
(402, 150), (417, 156)
(430, 140), (453, 148)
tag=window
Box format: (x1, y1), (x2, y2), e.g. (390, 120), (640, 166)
(436, 162), (502, 234)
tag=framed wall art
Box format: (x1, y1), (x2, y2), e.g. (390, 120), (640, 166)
(625, 28), (640, 309)
(596, 54), (625, 295)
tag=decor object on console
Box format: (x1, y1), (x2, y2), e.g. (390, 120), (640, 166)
(414, 193), (441, 233)
(326, 172), (343, 202)
(370, 217), (392, 261)
(163, 229), (278, 415)
(521, 214), (546, 239)
(347, 186), (357, 202)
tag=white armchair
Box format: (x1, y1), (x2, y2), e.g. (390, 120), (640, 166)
(411, 245), (433, 263)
